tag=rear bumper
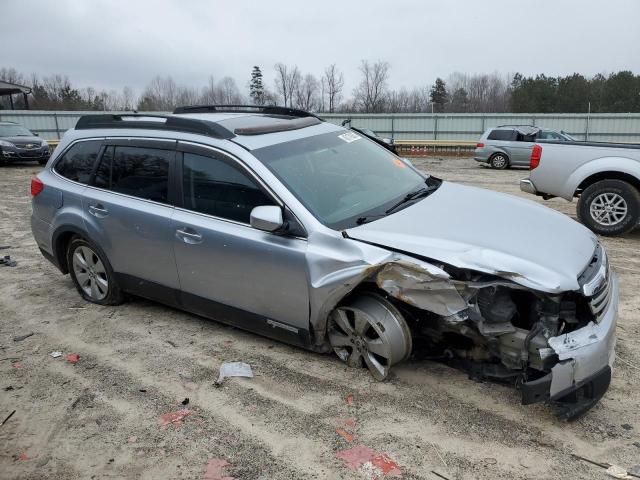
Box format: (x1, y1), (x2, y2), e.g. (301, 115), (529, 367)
(521, 273), (618, 419)
(520, 177), (537, 195)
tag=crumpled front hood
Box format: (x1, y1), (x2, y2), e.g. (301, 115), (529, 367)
(346, 182), (598, 293)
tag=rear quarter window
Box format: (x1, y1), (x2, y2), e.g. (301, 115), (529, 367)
(54, 140), (103, 184)
(487, 130), (516, 141)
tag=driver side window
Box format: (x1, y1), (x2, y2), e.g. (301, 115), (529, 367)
(181, 152), (275, 224)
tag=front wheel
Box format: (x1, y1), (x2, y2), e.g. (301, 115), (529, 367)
(328, 293), (412, 381)
(577, 180), (640, 236)
(67, 237), (124, 305)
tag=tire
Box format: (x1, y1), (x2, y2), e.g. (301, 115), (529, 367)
(489, 153), (509, 169)
(66, 236), (124, 305)
(328, 293), (412, 381)
(577, 180), (640, 236)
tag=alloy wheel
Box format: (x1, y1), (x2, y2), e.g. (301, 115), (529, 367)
(589, 192), (628, 226)
(72, 245), (109, 301)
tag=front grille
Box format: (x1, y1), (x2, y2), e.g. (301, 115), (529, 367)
(579, 244), (612, 322)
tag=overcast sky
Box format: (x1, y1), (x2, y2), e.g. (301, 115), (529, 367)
(2, 0), (640, 96)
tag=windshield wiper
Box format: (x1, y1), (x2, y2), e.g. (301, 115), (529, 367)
(384, 185), (436, 215)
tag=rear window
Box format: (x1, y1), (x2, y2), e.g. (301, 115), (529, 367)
(487, 129), (516, 141)
(54, 140), (103, 184)
(94, 146), (171, 203)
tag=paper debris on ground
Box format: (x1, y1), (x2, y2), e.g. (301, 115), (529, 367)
(50, 351), (62, 358)
(215, 362), (253, 385)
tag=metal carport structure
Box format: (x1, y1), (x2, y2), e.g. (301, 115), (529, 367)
(0, 80), (31, 109)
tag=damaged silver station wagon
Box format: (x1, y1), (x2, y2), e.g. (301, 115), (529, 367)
(31, 106), (618, 419)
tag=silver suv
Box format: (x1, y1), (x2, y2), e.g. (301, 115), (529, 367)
(475, 125), (574, 169)
(31, 106), (617, 418)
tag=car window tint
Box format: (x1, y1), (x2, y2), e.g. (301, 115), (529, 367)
(108, 146), (171, 203)
(93, 146), (113, 189)
(487, 130), (515, 141)
(182, 152), (274, 223)
(54, 140), (103, 184)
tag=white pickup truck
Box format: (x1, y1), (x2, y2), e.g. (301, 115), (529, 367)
(520, 140), (640, 236)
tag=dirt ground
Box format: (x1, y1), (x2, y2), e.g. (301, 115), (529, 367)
(1, 156), (639, 480)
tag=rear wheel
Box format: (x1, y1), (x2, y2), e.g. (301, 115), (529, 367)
(328, 293), (412, 380)
(577, 180), (640, 236)
(67, 237), (124, 305)
(489, 153), (509, 169)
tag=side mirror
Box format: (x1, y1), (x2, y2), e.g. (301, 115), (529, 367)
(33, 132), (39, 136)
(250, 205), (284, 232)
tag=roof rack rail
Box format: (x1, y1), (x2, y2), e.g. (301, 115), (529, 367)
(172, 104), (321, 120)
(496, 124), (537, 128)
(75, 114), (234, 139)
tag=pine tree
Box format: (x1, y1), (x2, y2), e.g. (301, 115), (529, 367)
(249, 66), (265, 105)
(429, 77), (449, 113)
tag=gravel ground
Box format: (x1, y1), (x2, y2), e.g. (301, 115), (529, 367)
(1, 157), (639, 480)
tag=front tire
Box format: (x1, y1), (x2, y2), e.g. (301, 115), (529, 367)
(328, 293), (412, 381)
(489, 153), (509, 169)
(67, 236), (124, 305)
(577, 180), (640, 236)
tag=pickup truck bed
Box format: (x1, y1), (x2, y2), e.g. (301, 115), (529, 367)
(521, 140), (640, 235)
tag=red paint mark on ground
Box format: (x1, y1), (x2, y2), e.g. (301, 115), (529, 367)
(202, 458), (235, 480)
(336, 445), (401, 478)
(335, 428), (354, 442)
(17, 452), (30, 461)
(343, 418), (356, 428)
(66, 354), (80, 363)
(11, 362), (21, 369)
(346, 394), (354, 406)
(159, 409), (191, 428)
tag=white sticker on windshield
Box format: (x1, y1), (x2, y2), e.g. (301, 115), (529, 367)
(338, 132), (361, 143)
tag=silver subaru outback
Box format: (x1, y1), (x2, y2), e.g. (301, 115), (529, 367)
(31, 106), (617, 418)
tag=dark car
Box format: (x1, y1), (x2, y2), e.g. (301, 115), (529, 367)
(341, 120), (397, 154)
(0, 122), (50, 165)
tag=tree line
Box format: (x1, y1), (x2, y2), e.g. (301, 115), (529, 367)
(1, 64), (639, 113)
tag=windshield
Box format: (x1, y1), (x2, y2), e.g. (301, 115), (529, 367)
(253, 131), (427, 229)
(0, 124), (33, 137)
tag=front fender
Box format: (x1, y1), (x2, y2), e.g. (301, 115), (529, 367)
(563, 156), (640, 200)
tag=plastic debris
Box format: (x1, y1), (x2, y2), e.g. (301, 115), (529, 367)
(50, 351), (62, 358)
(159, 409), (191, 428)
(202, 458), (235, 480)
(11, 362), (21, 369)
(181, 398), (190, 406)
(13, 332), (34, 342)
(336, 428), (354, 443)
(336, 445), (402, 478)
(66, 354), (80, 363)
(215, 362), (253, 385)
(0, 255), (17, 267)
(606, 465), (634, 479)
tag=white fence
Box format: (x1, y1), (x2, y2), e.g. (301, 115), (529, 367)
(1, 110), (640, 142)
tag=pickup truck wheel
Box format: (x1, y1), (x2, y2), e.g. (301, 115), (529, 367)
(578, 180), (640, 236)
(489, 153), (509, 169)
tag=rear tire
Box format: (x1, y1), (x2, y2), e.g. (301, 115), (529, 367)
(577, 180), (640, 236)
(489, 153), (509, 169)
(67, 236), (124, 305)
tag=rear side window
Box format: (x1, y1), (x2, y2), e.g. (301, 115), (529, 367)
(94, 146), (171, 203)
(487, 129), (516, 141)
(54, 140), (102, 184)
(182, 152), (275, 223)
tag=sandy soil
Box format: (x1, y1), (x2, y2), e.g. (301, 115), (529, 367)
(1, 157), (639, 480)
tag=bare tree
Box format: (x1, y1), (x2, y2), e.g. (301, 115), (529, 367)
(122, 86), (135, 110)
(322, 64), (344, 113)
(294, 74), (319, 111)
(274, 63), (301, 107)
(218, 76), (243, 104)
(353, 60), (390, 113)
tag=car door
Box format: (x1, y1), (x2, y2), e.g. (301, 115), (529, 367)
(510, 131), (536, 166)
(171, 143), (310, 345)
(82, 139), (181, 301)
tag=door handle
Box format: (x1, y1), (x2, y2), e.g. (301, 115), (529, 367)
(88, 204), (109, 217)
(176, 228), (203, 244)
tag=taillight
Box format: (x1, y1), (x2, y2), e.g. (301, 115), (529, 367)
(31, 177), (44, 196)
(476, 142), (484, 148)
(530, 144), (542, 170)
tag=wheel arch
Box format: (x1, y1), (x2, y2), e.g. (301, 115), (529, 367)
(575, 171), (640, 197)
(51, 225), (92, 274)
